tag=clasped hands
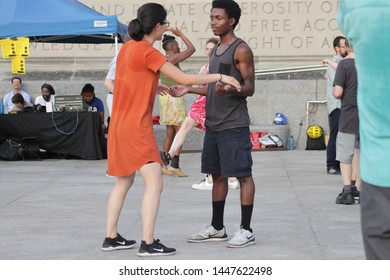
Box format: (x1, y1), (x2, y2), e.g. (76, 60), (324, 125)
(159, 82), (237, 98)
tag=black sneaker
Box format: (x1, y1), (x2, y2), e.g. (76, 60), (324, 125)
(327, 167), (341, 175)
(159, 150), (171, 166)
(101, 233), (136, 251)
(335, 189), (355, 205)
(351, 186), (360, 203)
(137, 239), (176, 257)
(351, 186), (360, 198)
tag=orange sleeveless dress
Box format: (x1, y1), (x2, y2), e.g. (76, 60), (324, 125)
(107, 40), (167, 176)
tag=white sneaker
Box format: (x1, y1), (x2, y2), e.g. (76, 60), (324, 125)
(187, 225), (228, 243)
(227, 227), (255, 248)
(228, 180), (240, 189)
(192, 179), (213, 190)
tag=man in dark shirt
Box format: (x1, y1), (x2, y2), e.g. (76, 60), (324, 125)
(333, 41), (360, 205)
(186, 0), (256, 248)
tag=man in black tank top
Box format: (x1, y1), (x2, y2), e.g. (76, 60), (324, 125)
(185, 0), (257, 248)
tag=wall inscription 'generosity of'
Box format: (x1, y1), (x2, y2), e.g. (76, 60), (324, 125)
(29, 0), (342, 58)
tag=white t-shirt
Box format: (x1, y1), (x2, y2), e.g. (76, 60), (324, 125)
(34, 95), (55, 106)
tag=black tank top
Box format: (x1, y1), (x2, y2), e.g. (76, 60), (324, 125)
(205, 38), (250, 130)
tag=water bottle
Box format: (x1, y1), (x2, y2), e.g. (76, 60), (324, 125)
(0, 98), (4, 114)
(289, 135), (295, 150)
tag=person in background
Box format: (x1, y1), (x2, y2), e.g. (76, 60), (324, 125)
(103, 2), (241, 257)
(159, 28), (195, 177)
(81, 83), (105, 134)
(104, 33), (131, 118)
(10, 93), (34, 113)
(35, 83), (55, 111)
(322, 36), (348, 175)
(332, 41), (360, 205)
(338, 0), (390, 259)
(3, 77), (33, 113)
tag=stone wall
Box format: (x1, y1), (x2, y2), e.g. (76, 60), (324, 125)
(0, 64), (329, 150)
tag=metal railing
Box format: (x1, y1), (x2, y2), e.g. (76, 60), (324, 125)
(254, 64), (329, 133)
(255, 64), (326, 77)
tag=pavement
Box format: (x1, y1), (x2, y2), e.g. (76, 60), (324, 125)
(0, 150), (365, 260)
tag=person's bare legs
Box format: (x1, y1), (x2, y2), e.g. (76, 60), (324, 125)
(239, 176), (255, 205)
(340, 161), (352, 186)
(212, 174), (229, 201)
(208, 175), (238, 185)
(211, 174), (254, 226)
(139, 162), (163, 244)
(163, 125), (176, 153)
(106, 174), (135, 238)
(352, 149), (361, 189)
(172, 125), (183, 156)
(168, 117), (197, 157)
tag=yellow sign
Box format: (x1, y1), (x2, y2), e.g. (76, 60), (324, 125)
(0, 37), (29, 74)
(11, 56), (26, 74)
(0, 37), (30, 58)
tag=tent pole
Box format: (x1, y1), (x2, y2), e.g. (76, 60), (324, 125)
(115, 35), (118, 55)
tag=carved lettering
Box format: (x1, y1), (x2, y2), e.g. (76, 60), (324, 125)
(26, 1), (344, 58)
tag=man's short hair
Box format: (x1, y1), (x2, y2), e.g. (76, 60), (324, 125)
(212, 0), (241, 30)
(333, 36), (346, 49)
(11, 76), (22, 84)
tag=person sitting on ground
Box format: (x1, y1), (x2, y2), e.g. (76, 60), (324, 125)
(10, 93), (34, 113)
(81, 83), (105, 133)
(35, 83), (55, 112)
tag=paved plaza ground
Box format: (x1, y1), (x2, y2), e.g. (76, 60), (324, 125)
(0, 150), (365, 260)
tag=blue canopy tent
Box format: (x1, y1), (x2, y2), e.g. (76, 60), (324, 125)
(0, 0), (127, 46)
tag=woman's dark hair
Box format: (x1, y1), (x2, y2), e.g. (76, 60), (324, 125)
(162, 34), (175, 51)
(11, 93), (25, 105)
(212, 0), (241, 30)
(81, 83), (95, 97)
(41, 83), (55, 96)
(128, 3), (167, 41)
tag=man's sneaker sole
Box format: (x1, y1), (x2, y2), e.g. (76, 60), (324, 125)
(227, 238), (256, 248)
(137, 239), (176, 257)
(101, 243), (137, 251)
(137, 251), (176, 257)
(335, 199), (355, 205)
(187, 234), (228, 243)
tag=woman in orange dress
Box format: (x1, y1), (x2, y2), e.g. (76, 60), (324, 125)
(102, 3), (242, 257)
